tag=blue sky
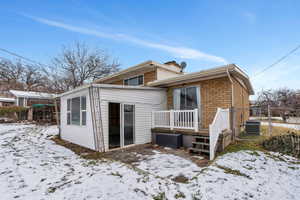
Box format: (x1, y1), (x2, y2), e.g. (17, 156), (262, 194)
(1, 0), (300, 97)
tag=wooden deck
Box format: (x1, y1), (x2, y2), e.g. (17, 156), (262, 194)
(151, 127), (209, 136)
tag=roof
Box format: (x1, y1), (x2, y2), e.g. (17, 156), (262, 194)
(94, 60), (182, 83)
(32, 104), (54, 108)
(9, 90), (56, 99)
(0, 97), (15, 102)
(147, 64), (254, 95)
(59, 83), (166, 97)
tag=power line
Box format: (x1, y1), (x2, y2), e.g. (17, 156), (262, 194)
(0, 47), (51, 68)
(253, 44), (300, 77)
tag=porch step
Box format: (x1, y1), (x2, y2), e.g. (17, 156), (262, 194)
(189, 148), (209, 154)
(192, 142), (209, 146)
(194, 136), (209, 139)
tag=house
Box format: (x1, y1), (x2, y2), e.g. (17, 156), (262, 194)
(59, 60), (254, 159)
(8, 90), (57, 122)
(0, 97), (15, 107)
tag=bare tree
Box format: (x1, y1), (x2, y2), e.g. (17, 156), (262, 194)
(256, 88), (300, 121)
(22, 65), (48, 91)
(0, 59), (24, 90)
(52, 42), (120, 89)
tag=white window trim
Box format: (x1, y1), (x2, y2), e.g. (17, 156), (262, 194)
(80, 96), (87, 126)
(173, 85), (201, 122)
(67, 96), (86, 126)
(123, 74), (144, 86)
(67, 99), (71, 125)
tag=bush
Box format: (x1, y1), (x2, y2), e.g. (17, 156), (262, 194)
(0, 106), (28, 116)
(262, 133), (300, 158)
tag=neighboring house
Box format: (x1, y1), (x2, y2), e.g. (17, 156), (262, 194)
(8, 90), (57, 122)
(0, 97), (15, 107)
(59, 60), (254, 159)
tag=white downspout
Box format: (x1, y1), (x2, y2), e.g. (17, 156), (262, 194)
(227, 69), (235, 138)
(226, 69), (234, 107)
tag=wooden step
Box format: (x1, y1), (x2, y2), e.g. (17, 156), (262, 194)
(189, 147), (210, 154)
(194, 136), (209, 139)
(192, 142), (209, 146)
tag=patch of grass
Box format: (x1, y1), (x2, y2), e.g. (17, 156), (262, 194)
(172, 174), (189, 184)
(51, 136), (104, 160)
(264, 152), (287, 162)
(47, 187), (57, 193)
(247, 151), (260, 156)
(216, 164), (252, 179)
(288, 166), (299, 170)
(219, 140), (264, 156)
(110, 172), (123, 178)
(174, 191), (186, 199)
(152, 192), (166, 200)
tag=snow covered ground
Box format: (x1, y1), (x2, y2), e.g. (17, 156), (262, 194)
(0, 124), (299, 200)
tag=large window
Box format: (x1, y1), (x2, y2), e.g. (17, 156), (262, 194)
(18, 97), (25, 107)
(173, 86), (199, 110)
(124, 75), (143, 86)
(67, 96), (86, 126)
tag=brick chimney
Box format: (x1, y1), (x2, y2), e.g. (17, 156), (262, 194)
(164, 60), (181, 68)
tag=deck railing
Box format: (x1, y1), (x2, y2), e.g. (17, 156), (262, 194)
(209, 108), (230, 160)
(152, 109), (199, 131)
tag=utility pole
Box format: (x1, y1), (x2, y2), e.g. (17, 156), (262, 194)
(268, 104), (272, 137)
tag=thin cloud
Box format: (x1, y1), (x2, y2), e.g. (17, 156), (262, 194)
(25, 15), (227, 64)
(243, 12), (256, 24)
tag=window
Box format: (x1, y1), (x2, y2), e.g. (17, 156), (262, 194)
(124, 75), (143, 86)
(18, 97), (25, 107)
(173, 86), (199, 110)
(71, 97), (81, 125)
(67, 96), (87, 126)
(67, 99), (71, 125)
(81, 96), (86, 126)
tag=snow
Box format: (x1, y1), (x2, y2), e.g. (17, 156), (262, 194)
(9, 90), (55, 99)
(261, 122), (300, 130)
(0, 97), (15, 102)
(137, 150), (201, 178)
(0, 124), (299, 200)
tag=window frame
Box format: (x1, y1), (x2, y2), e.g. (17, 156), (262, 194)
(123, 74), (144, 86)
(67, 99), (71, 125)
(67, 96), (87, 126)
(80, 96), (87, 126)
(173, 86), (200, 110)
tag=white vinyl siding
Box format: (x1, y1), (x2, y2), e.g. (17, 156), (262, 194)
(60, 86), (167, 152)
(99, 87), (166, 151)
(67, 96), (87, 126)
(61, 90), (95, 150)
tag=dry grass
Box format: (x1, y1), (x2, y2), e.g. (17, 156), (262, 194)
(260, 125), (300, 137)
(51, 136), (104, 159)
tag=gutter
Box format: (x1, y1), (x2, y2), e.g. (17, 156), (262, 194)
(226, 68), (234, 107)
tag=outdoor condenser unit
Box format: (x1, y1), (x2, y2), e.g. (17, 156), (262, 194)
(245, 120), (261, 135)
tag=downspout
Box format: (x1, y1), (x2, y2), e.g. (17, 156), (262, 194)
(227, 69), (235, 138)
(226, 69), (234, 107)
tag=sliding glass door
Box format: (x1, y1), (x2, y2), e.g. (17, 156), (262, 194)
(108, 103), (135, 149)
(173, 86), (200, 110)
(123, 104), (134, 146)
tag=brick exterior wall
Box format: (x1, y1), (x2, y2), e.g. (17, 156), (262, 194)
(232, 77), (250, 134)
(166, 76), (232, 129)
